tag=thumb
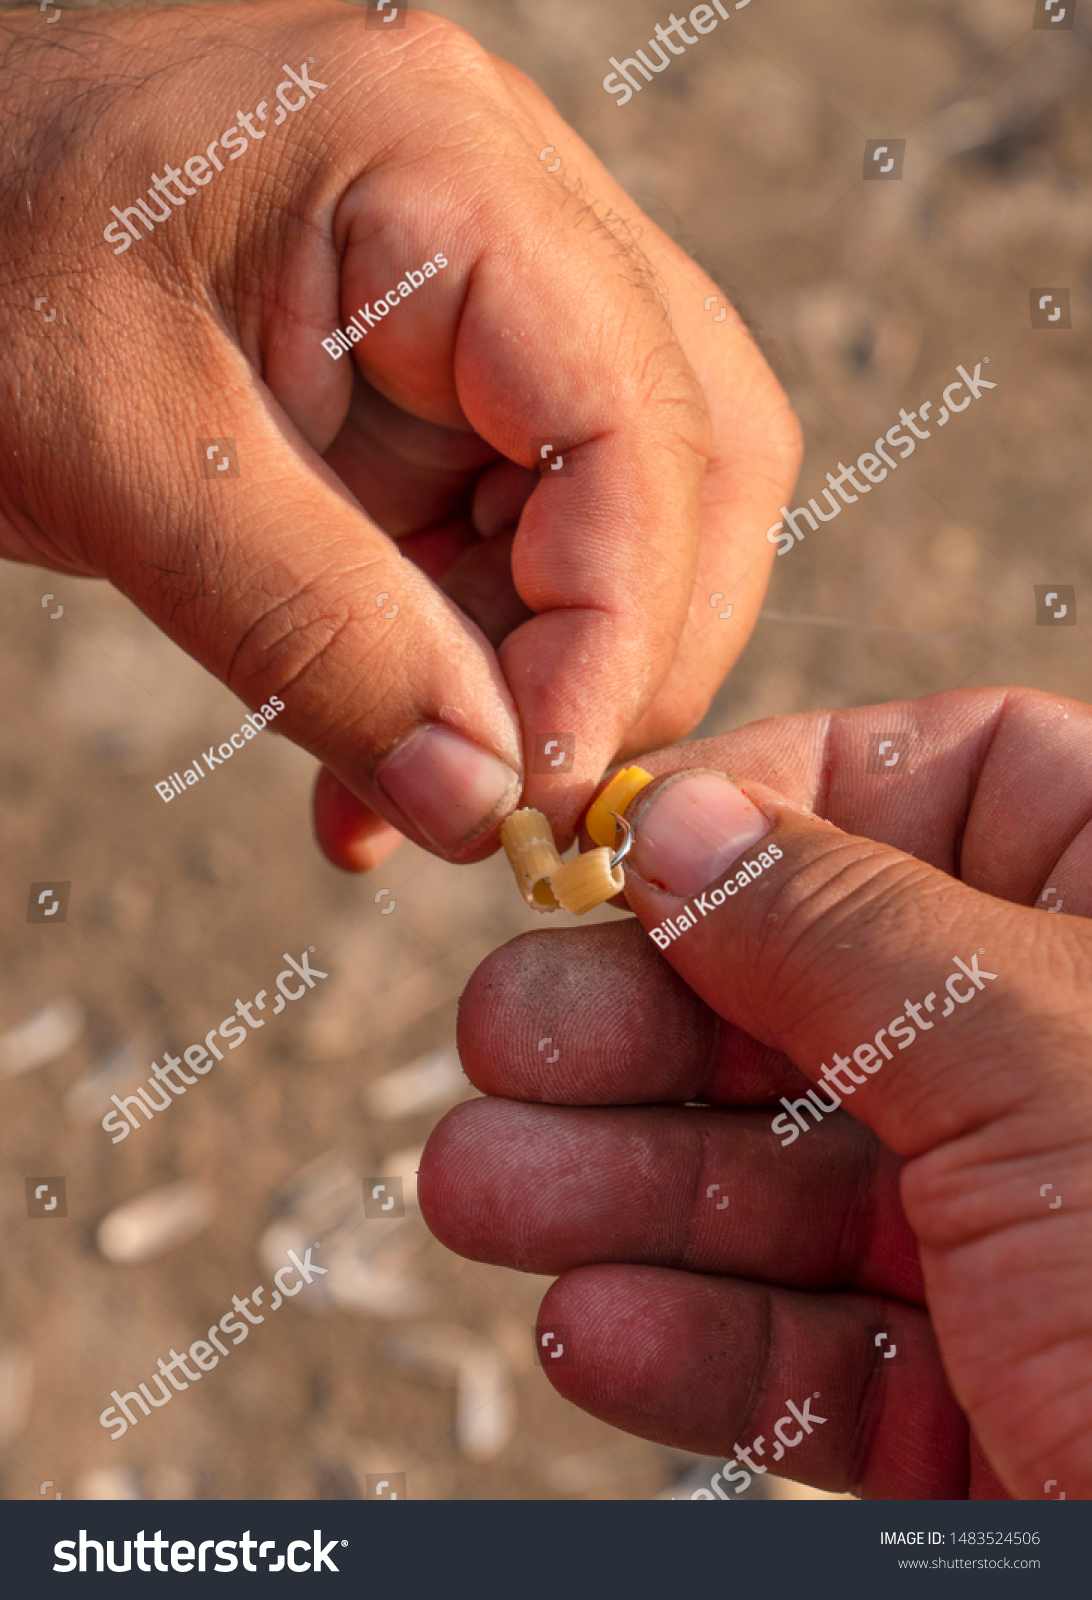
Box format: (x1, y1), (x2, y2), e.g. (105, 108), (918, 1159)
(621, 770), (1077, 1161)
(103, 368), (524, 862)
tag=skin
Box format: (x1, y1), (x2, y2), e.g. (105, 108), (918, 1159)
(420, 688), (1092, 1499)
(0, 0), (800, 869)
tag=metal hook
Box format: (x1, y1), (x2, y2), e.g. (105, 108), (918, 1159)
(609, 812), (634, 871)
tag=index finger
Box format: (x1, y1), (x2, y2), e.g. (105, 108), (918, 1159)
(335, 87), (712, 840)
(489, 58), (802, 759)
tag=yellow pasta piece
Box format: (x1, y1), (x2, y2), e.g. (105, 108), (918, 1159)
(500, 808), (562, 911)
(585, 765), (654, 849)
(548, 847), (625, 916)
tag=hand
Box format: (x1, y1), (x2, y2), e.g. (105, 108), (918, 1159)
(420, 687), (1092, 1499)
(1, 0), (799, 870)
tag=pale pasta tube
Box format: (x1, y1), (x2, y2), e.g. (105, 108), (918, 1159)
(548, 847), (625, 916)
(500, 808), (562, 911)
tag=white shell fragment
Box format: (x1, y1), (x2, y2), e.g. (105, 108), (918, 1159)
(97, 1180), (216, 1264)
(0, 1344), (33, 1446)
(76, 1466), (145, 1501)
(382, 1324), (516, 1462)
(263, 1152), (361, 1244)
(365, 1046), (466, 1120)
(258, 1151), (431, 1320)
(0, 997), (83, 1077)
(454, 1344), (516, 1463)
(381, 1145), (424, 1211)
(64, 1038), (148, 1122)
(258, 1152), (360, 1313)
(325, 1235), (431, 1319)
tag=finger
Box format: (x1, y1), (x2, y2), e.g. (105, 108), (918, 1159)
(33, 25), (531, 868)
(487, 60), (802, 754)
(64, 11), (709, 860)
(457, 918), (807, 1107)
(465, 696), (1092, 1102)
(312, 767), (404, 874)
(420, 1095), (921, 1301)
(322, 371), (501, 546)
(436, 529), (536, 650)
(533, 1266), (968, 1498)
(612, 687), (1092, 913)
(334, 61), (716, 840)
(621, 768), (1092, 1498)
(322, 378), (535, 646)
(622, 768), (1089, 1161)
(85, 320), (524, 861)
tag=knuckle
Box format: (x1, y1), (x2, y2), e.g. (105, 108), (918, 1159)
(628, 698), (708, 757)
(223, 583), (387, 746)
(772, 394), (805, 475)
(742, 369), (804, 486)
(399, 11), (494, 81)
(756, 841), (933, 1028)
(620, 338), (714, 466)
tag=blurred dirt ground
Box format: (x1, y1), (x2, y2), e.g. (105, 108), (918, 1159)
(1, 0), (1090, 1500)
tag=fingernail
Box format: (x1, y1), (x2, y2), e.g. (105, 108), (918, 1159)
(376, 723), (521, 854)
(629, 772), (772, 898)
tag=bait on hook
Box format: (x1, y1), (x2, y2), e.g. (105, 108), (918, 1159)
(499, 765), (653, 916)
